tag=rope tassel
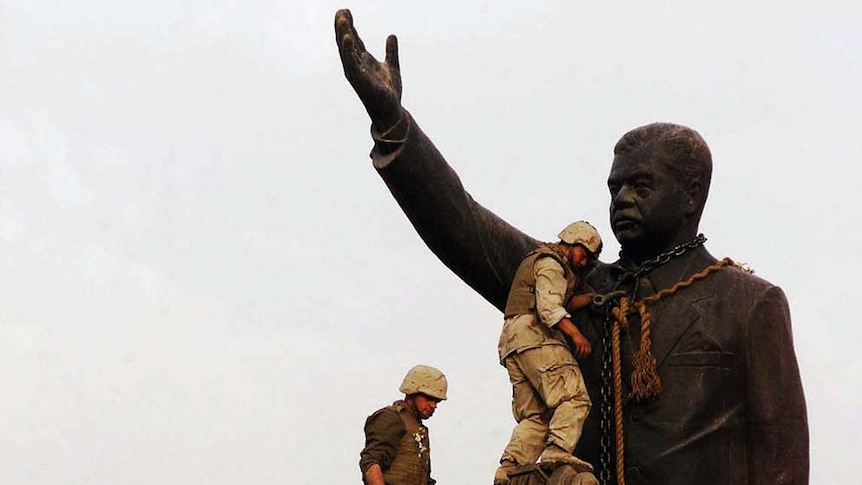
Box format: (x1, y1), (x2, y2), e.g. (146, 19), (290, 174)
(616, 258), (737, 401)
(630, 302), (662, 401)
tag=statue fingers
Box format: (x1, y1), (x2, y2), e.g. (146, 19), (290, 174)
(334, 9), (352, 49)
(385, 34), (402, 100)
(335, 10), (367, 54)
(345, 9), (367, 53)
(335, 12), (357, 73)
(335, 10), (370, 82)
(384, 35), (399, 69)
(333, 10), (402, 125)
(337, 30), (362, 84)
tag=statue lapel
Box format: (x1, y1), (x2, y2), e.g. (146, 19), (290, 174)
(650, 295), (711, 370)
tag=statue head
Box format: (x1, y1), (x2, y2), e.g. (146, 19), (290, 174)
(607, 122), (712, 261)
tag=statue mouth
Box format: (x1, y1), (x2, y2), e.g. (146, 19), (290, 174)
(612, 215), (640, 230)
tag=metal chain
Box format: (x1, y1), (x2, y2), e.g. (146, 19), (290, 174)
(629, 234), (707, 280)
(599, 304), (614, 485)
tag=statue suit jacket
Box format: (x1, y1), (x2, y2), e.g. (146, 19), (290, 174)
(369, 113), (808, 485)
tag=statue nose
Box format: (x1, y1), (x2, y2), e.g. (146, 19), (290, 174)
(611, 186), (636, 207)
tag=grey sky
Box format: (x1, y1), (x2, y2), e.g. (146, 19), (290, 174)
(1, 1), (860, 483)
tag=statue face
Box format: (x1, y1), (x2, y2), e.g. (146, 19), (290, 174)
(607, 150), (691, 255)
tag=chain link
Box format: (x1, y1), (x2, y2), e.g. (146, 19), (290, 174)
(599, 305), (614, 485)
(629, 234), (707, 280)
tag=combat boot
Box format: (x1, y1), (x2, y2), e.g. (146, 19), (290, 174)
(493, 459), (519, 485)
(569, 471), (599, 485)
(547, 465), (600, 485)
(538, 444), (594, 472)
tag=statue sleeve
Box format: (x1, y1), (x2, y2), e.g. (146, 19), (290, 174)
(370, 111), (540, 311)
(745, 285), (809, 485)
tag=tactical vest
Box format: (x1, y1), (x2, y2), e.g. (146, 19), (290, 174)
(383, 400), (432, 485)
(504, 245), (577, 318)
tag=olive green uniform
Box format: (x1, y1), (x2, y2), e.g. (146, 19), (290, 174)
(360, 400), (435, 485)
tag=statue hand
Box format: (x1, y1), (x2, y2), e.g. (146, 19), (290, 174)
(335, 9), (404, 133)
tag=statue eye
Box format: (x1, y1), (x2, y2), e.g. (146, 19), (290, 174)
(634, 182), (652, 197)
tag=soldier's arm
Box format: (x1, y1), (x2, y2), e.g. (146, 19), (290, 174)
(335, 10), (539, 310)
(534, 256), (572, 326)
(535, 257), (591, 357)
(567, 292), (596, 312)
(359, 408), (403, 482)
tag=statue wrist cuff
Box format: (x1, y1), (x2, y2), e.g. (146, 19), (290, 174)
(371, 113), (410, 145)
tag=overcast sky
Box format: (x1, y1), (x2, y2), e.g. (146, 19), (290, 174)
(1, 1), (860, 484)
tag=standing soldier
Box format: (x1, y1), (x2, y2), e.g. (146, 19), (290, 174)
(360, 365), (448, 485)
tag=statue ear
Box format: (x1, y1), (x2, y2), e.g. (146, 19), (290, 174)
(685, 180), (704, 215)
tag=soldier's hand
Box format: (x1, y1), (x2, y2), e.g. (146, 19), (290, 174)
(570, 332), (593, 359)
(334, 9), (404, 133)
(558, 318), (593, 359)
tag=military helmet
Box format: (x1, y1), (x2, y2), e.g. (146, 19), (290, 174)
(399, 364), (448, 400)
(558, 220), (603, 255)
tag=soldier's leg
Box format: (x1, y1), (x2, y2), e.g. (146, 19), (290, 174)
(497, 354), (549, 484)
(539, 346), (591, 456)
(513, 345), (592, 472)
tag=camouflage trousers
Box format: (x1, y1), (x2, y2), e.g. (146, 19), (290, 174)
(500, 344), (591, 466)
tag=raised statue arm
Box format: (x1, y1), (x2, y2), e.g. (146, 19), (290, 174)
(334, 9), (539, 310)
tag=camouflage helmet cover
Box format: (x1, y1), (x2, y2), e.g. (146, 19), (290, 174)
(558, 220), (603, 255)
(399, 364), (448, 400)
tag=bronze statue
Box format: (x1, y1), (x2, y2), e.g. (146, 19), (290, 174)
(334, 9), (808, 485)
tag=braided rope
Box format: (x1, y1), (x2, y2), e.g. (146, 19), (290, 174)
(611, 298), (629, 485)
(607, 257), (737, 484)
(639, 257), (734, 306)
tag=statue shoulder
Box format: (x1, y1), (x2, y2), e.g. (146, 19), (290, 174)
(710, 262), (787, 302)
